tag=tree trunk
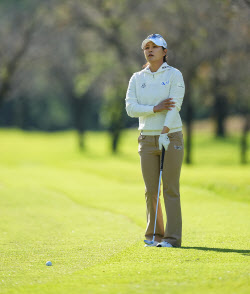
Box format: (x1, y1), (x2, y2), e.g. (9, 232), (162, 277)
(110, 117), (123, 153)
(110, 107), (126, 153)
(185, 101), (193, 164)
(70, 96), (85, 151)
(214, 94), (228, 138)
(15, 96), (30, 130)
(0, 22), (35, 107)
(241, 114), (250, 164)
(78, 130), (84, 151)
(183, 81), (193, 165)
(112, 130), (120, 153)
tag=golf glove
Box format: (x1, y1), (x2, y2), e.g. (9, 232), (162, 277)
(159, 133), (170, 151)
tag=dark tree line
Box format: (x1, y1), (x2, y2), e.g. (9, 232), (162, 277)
(0, 0), (249, 163)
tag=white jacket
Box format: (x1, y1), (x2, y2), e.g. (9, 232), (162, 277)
(125, 62), (185, 133)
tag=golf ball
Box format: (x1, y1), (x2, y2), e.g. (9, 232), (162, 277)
(46, 261), (52, 266)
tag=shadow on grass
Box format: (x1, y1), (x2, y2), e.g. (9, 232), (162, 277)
(181, 247), (250, 256)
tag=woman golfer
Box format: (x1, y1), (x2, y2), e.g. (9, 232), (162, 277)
(125, 34), (185, 247)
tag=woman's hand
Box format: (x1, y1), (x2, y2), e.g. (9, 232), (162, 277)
(153, 98), (175, 113)
(161, 126), (170, 134)
(159, 133), (170, 151)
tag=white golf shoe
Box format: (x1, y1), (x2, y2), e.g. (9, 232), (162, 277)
(156, 241), (173, 247)
(144, 241), (159, 247)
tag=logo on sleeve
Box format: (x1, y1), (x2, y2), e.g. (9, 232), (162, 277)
(177, 83), (184, 88)
(141, 83), (146, 88)
(161, 81), (169, 85)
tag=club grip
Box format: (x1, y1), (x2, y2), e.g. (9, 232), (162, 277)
(160, 147), (165, 171)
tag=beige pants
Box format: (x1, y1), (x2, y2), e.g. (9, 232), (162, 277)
(138, 131), (184, 247)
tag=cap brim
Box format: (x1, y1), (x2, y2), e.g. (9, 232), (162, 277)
(141, 38), (158, 49)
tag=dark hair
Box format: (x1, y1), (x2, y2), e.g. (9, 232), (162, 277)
(142, 46), (168, 69)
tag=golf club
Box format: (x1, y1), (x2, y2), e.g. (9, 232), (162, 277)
(144, 146), (165, 245)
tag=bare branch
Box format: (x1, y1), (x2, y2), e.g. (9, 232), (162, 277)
(0, 21), (36, 106)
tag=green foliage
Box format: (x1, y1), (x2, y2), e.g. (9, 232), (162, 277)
(0, 129), (249, 293)
(74, 52), (112, 98)
(1, 0), (249, 134)
(101, 83), (127, 129)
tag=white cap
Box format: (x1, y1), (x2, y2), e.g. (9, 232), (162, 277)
(141, 34), (167, 50)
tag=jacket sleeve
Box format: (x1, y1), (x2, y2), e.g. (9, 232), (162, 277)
(164, 70), (185, 128)
(125, 74), (154, 118)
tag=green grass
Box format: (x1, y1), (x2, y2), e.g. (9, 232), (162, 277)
(0, 128), (249, 294)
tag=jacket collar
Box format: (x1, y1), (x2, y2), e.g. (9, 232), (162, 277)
(143, 62), (171, 75)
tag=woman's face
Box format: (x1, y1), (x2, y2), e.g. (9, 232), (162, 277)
(143, 41), (167, 63)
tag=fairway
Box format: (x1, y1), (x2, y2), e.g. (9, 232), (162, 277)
(0, 129), (249, 294)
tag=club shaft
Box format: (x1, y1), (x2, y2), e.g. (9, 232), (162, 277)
(152, 148), (165, 243)
(152, 170), (162, 243)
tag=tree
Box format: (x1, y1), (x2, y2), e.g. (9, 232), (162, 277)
(70, 0), (168, 152)
(43, 14), (110, 149)
(156, 0), (249, 162)
(0, 8), (36, 107)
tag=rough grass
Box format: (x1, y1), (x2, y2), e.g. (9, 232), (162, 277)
(0, 128), (249, 294)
